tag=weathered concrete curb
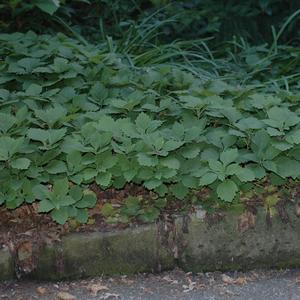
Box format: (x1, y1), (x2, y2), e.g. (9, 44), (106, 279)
(31, 224), (175, 280)
(0, 207), (299, 280)
(0, 246), (14, 280)
(179, 207), (300, 272)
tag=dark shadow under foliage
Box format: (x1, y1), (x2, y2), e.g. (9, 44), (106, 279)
(1, 0), (300, 45)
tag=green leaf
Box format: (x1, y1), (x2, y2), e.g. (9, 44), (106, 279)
(16, 106), (29, 122)
(15, 58), (41, 73)
(66, 151), (82, 171)
(172, 122), (185, 139)
(25, 83), (42, 96)
(160, 157), (180, 169)
(39, 199), (55, 212)
(235, 167), (255, 182)
(160, 168), (176, 179)
(251, 129), (270, 153)
(135, 112), (151, 132)
(275, 157), (300, 178)
(155, 198), (167, 209)
(250, 94), (281, 109)
(96, 172), (112, 187)
(75, 209), (89, 223)
(52, 57), (69, 73)
(217, 179), (238, 202)
(236, 117), (264, 130)
(101, 203), (115, 217)
(155, 184), (168, 196)
(137, 153), (157, 166)
(0, 89), (9, 101)
(144, 179), (161, 189)
(123, 169), (137, 182)
(0, 137), (23, 161)
(33, 184), (51, 200)
(263, 160), (277, 173)
(139, 207), (160, 222)
(220, 148), (238, 166)
(83, 168), (97, 181)
(11, 158), (31, 170)
(53, 178), (69, 196)
(46, 160), (67, 174)
(76, 194), (97, 208)
(265, 107), (300, 130)
(180, 95), (204, 108)
(34, 0), (60, 15)
(51, 208), (69, 225)
(96, 152), (118, 170)
(181, 145), (200, 159)
(199, 172), (218, 186)
(69, 186), (83, 201)
(182, 175), (198, 188)
(0, 113), (16, 133)
(163, 140), (184, 152)
(27, 128), (48, 144)
(248, 164), (266, 179)
(170, 183), (189, 200)
(27, 128), (66, 145)
(208, 160), (224, 173)
(34, 105), (66, 126)
(96, 116), (117, 133)
(121, 197), (141, 216)
(286, 129), (300, 144)
(226, 163), (241, 175)
(58, 196), (76, 207)
(201, 148), (219, 161)
(267, 127), (282, 136)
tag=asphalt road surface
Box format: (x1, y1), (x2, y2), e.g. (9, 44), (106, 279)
(0, 268), (299, 300)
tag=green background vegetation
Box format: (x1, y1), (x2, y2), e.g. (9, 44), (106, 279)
(0, 0), (300, 224)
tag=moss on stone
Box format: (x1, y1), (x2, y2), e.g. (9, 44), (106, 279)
(31, 224), (175, 280)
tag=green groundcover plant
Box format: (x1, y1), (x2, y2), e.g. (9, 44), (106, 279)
(1, 32), (300, 224)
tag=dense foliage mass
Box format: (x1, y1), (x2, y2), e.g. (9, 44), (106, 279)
(0, 1), (300, 224)
(1, 0), (300, 43)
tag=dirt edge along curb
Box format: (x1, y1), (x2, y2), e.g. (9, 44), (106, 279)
(0, 206), (300, 280)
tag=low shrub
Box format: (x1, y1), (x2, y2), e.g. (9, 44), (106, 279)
(1, 32), (300, 224)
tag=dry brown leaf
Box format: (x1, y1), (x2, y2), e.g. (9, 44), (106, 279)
(222, 274), (247, 285)
(183, 278), (196, 292)
(162, 275), (179, 284)
(57, 291), (76, 300)
(99, 292), (120, 300)
(36, 286), (47, 295)
(16, 241), (37, 274)
(120, 277), (134, 285)
(87, 283), (109, 296)
(222, 274), (235, 284)
(17, 241), (33, 261)
(234, 277), (247, 285)
(238, 211), (256, 233)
